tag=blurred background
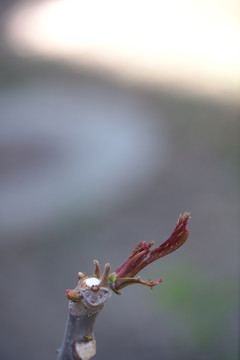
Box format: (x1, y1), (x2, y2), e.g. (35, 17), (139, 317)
(0, 1), (239, 359)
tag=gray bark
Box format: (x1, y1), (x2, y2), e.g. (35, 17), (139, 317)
(57, 300), (104, 360)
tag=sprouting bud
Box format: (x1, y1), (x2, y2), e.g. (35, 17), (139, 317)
(78, 272), (86, 280)
(109, 272), (117, 283)
(66, 213), (190, 304)
(113, 212), (190, 291)
(66, 289), (83, 302)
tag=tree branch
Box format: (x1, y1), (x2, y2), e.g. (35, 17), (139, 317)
(57, 301), (105, 360)
(57, 262), (112, 360)
(57, 213), (190, 359)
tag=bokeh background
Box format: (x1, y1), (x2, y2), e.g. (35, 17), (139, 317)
(0, 1), (239, 360)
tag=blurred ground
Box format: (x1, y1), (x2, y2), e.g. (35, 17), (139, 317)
(0, 1), (239, 360)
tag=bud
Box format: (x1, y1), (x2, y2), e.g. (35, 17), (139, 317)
(66, 289), (83, 302)
(78, 272), (86, 280)
(113, 212), (190, 292)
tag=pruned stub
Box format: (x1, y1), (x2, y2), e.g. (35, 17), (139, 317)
(80, 277), (112, 306)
